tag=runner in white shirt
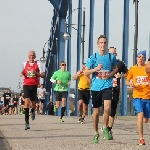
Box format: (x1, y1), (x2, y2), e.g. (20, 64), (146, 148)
(37, 84), (46, 114)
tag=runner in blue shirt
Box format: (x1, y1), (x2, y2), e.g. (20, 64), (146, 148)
(84, 35), (118, 143)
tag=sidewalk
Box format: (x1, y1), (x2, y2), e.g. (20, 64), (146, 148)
(0, 115), (150, 150)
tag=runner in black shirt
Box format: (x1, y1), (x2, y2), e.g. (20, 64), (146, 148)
(3, 90), (11, 114)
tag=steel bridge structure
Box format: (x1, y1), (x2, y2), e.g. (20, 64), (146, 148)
(44, 0), (136, 117)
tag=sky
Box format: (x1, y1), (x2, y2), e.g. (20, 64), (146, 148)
(0, 0), (150, 92)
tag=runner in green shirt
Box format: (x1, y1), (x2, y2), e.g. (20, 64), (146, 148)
(50, 61), (71, 122)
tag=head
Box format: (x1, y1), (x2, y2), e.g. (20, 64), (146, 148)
(97, 35), (108, 51)
(137, 50), (146, 65)
(109, 47), (117, 56)
(81, 63), (86, 71)
(28, 50), (36, 63)
(60, 61), (66, 71)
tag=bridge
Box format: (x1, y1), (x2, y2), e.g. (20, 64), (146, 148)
(42, 0), (138, 117)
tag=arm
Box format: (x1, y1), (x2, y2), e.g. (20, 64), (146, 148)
(145, 60), (150, 73)
(85, 74), (92, 83)
(125, 67), (133, 86)
(50, 71), (58, 83)
(36, 63), (45, 78)
(72, 70), (82, 81)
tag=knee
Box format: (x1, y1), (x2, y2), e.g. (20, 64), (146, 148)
(93, 108), (100, 116)
(104, 105), (111, 113)
(78, 100), (83, 106)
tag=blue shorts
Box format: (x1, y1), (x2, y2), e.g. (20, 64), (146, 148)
(133, 98), (150, 118)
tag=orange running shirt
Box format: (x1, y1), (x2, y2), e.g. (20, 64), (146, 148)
(126, 64), (150, 99)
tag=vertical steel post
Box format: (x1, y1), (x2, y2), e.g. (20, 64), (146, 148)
(104, 0), (109, 40)
(133, 0), (139, 65)
(75, 0), (82, 116)
(66, 0), (72, 116)
(121, 0), (129, 116)
(82, 8), (85, 63)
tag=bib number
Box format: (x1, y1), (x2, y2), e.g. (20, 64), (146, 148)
(96, 70), (109, 79)
(135, 76), (149, 85)
(113, 78), (117, 87)
(27, 71), (36, 77)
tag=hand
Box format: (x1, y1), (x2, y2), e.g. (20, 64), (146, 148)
(67, 82), (71, 86)
(57, 80), (61, 84)
(77, 70), (82, 76)
(95, 64), (103, 71)
(130, 82), (134, 87)
(114, 73), (121, 78)
(20, 71), (24, 77)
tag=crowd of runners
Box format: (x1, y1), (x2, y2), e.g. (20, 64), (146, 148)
(16, 34), (150, 145)
(0, 85), (54, 116)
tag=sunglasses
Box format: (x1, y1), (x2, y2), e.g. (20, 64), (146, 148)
(61, 64), (66, 66)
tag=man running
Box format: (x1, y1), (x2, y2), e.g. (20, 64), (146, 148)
(72, 63), (91, 124)
(84, 35), (118, 143)
(37, 84), (46, 114)
(101, 47), (128, 138)
(3, 90), (11, 115)
(50, 61), (71, 122)
(126, 50), (150, 145)
(20, 50), (45, 130)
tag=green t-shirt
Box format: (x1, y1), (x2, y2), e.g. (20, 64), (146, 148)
(51, 69), (71, 91)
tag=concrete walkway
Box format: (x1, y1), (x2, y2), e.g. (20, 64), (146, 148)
(0, 115), (150, 150)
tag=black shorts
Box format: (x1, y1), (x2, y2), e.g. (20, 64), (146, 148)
(91, 88), (113, 108)
(40, 99), (45, 103)
(23, 85), (37, 101)
(78, 89), (90, 105)
(55, 91), (68, 101)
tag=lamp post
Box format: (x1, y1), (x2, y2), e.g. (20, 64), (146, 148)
(40, 38), (59, 66)
(63, 8), (85, 63)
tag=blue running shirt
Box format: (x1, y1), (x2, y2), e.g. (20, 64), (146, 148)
(86, 52), (117, 91)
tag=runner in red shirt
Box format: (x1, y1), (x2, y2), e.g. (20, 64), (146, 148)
(20, 50), (45, 130)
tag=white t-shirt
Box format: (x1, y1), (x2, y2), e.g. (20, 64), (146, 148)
(38, 88), (46, 99)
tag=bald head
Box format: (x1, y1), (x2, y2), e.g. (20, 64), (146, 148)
(28, 50), (36, 62)
(109, 47), (117, 56)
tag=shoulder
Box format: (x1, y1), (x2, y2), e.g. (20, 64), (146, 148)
(22, 62), (27, 67)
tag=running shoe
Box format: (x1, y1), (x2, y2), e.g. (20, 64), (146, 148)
(60, 118), (64, 122)
(25, 123), (30, 130)
(139, 139), (145, 145)
(92, 133), (99, 143)
(54, 106), (58, 113)
(103, 127), (113, 140)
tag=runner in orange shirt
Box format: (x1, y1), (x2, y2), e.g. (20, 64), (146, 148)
(126, 50), (150, 145)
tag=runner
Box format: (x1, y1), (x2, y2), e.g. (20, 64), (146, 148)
(84, 35), (118, 143)
(126, 50), (150, 145)
(50, 61), (71, 122)
(101, 47), (128, 138)
(37, 84), (46, 114)
(72, 63), (91, 124)
(20, 50), (45, 130)
(3, 90), (11, 115)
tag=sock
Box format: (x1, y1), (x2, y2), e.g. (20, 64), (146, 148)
(24, 108), (29, 124)
(108, 126), (112, 131)
(60, 107), (66, 119)
(31, 108), (35, 113)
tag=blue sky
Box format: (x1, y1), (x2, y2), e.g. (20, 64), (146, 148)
(0, 0), (150, 92)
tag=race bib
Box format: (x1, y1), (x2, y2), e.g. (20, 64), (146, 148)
(113, 78), (117, 87)
(27, 71), (36, 77)
(135, 76), (149, 85)
(96, 70), (109, 79)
